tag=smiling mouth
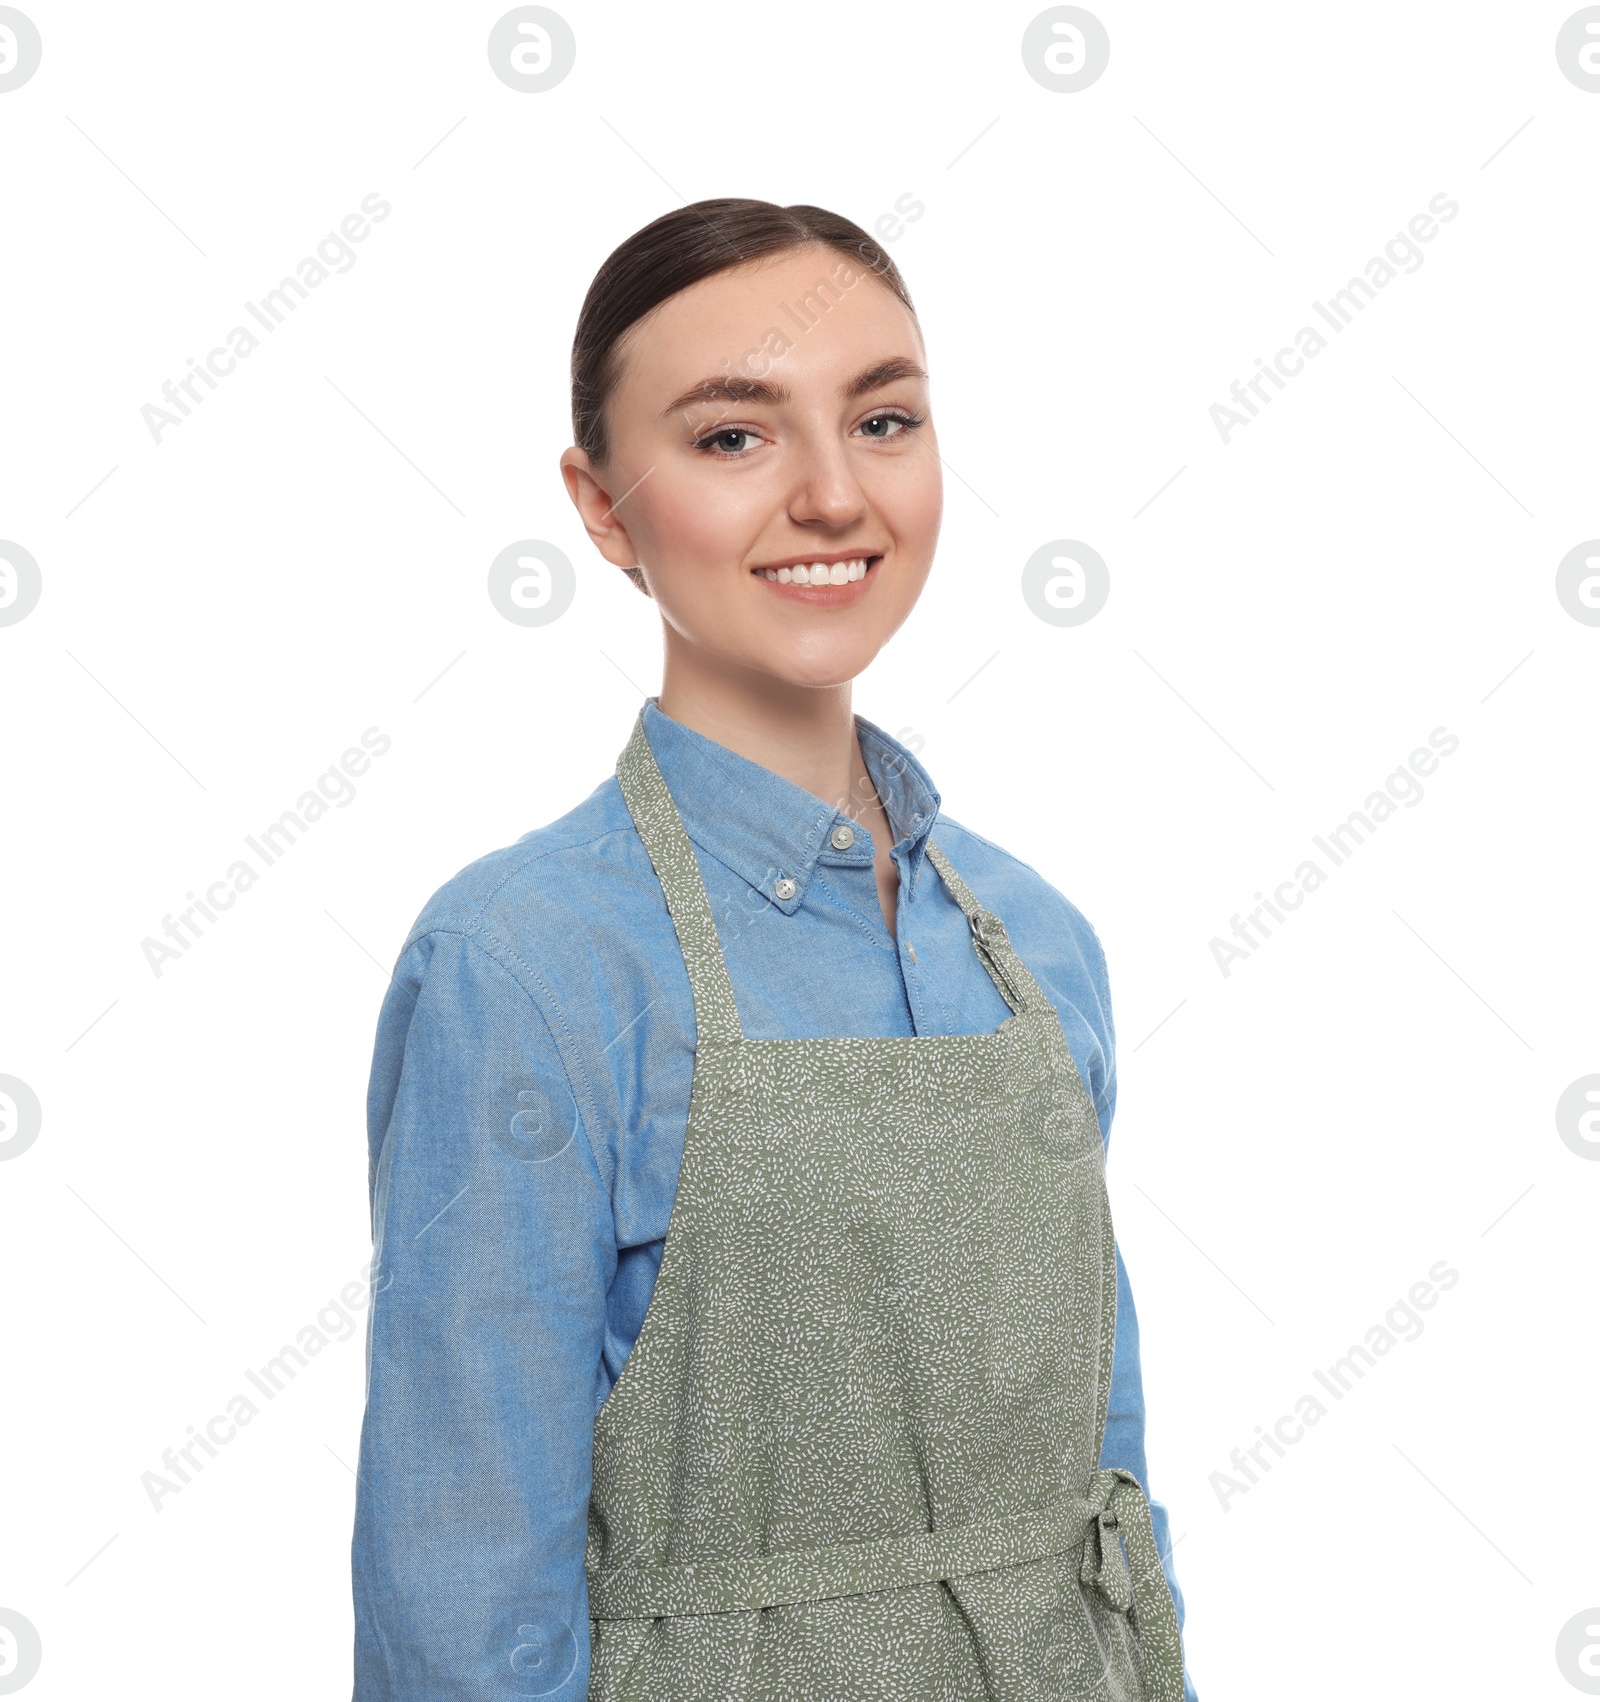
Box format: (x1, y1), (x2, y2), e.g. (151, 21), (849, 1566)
(751, 554), (880, 589)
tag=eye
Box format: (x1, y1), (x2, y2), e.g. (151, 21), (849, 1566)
(856, 408), (926, 441)
(692, 425), (765, 459)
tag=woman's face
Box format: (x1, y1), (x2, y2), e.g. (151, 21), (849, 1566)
(561, 243), (941, 692)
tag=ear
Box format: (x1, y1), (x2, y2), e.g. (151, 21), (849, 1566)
(559, 448), (641, 573)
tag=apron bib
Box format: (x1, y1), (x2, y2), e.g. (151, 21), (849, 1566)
(585, 713), (1186, 1701)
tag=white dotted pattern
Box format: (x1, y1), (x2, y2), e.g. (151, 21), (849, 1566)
(583, 714), (1185, 1701)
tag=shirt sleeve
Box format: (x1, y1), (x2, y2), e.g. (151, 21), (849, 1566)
(352, 926), (612, 1700)
(1084, 921), (1200, 1702)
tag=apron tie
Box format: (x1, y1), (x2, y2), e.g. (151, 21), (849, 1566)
(1077, 1467), (1187, 1702)
(1080, 1467), (1139, 1611)
(590, 1473), (1187, 1699)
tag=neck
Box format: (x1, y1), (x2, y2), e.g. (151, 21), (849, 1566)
(656, 644), (868, 818)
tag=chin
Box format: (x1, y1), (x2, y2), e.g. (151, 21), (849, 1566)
(752, 651), (883, 693)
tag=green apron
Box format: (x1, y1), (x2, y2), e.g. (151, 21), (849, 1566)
(585, 713), (1187, 1700)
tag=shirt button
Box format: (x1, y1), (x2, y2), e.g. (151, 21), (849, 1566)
(774, 877), (796, 900)
(830, 823), (855, 850)
(906, 942), (918, 963)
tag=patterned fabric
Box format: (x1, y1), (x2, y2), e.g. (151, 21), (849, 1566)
(584, 712), (1186, 1700)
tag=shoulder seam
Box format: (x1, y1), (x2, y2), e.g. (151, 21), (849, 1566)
(412, 922), (615, 1195)
(402, 793), (635, 952)
(935, 816), (1106, 947)
(933, 814), (1057, 889)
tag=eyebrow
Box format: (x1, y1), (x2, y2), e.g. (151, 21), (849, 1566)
(659, 356), (928, 419)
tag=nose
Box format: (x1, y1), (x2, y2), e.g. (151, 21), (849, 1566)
(785, 430), (870, 531)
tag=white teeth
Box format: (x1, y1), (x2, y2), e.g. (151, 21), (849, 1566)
(761, 557), (872, 586)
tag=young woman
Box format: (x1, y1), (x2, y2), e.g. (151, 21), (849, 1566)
(352, 199), (1196, 1702)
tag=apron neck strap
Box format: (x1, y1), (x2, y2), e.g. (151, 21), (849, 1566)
(615, 711), (1044, 1033)
(923, 842), (1047, 1018)
(616, 711), (745, 1046)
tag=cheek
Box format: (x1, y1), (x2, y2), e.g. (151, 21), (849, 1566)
(637, 478), (748, 573)
(873, 444), (942, 533)
(910, 453), (944, 528)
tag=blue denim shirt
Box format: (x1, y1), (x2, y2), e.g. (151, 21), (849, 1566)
(352, 698), (1196, 1700)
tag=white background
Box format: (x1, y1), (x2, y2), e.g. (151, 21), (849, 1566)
(2, 3), (1597, 1697)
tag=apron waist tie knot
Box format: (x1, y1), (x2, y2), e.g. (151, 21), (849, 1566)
(1080, 1466), (1148, 1613)
(1078, 1466), (1187, 1702)
(589, 1468), (1179, 1658)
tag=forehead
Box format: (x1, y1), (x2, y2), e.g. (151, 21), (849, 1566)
(610, 244), (924, 406)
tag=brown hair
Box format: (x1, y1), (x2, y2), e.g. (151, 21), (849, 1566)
(570, 198), (918, 591)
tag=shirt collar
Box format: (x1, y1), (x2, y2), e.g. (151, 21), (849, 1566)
(637, 698), (943, 914)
